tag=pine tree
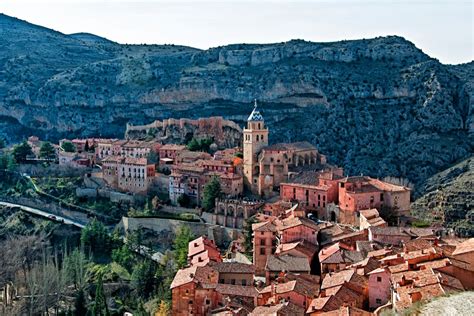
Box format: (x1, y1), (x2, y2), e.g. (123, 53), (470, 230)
(173, 226), (193, 268)
(91, 274), (109, 316)
(39, 142), (56, 159)
(12, 141), (33, 162)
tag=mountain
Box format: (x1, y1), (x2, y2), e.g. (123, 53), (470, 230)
(0, 13), (472, 190)
(411, 156), (473, 236)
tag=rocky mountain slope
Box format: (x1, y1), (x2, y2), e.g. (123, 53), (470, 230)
(0, 13), (472, 190)
(411, 156), (473, 236)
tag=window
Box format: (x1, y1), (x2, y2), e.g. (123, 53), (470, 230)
(260, 248), (265, 255)
(340, 182), (345, 188)
(231, 279), (236, 285)
(376, 298), (382, 304)
(219, 279), (224, 284)
(242, 279), (247, 286)
(261, 135), (264, 141)
(256, 135), (259, 141)
(260, 239), (265, 246)
(370, 196), (374, 203)
(188, 300), (193, 304)
(377, 276), (382, 282)
(206, 299), (210, 305)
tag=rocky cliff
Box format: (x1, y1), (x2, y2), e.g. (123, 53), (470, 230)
(411, 156), (473, 237)
(0, 13), (472, 190)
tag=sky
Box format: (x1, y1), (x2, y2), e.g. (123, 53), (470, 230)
(1, 0), (473, 64)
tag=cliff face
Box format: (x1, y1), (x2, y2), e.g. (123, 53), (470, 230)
(0, 13), (472, 189)
(411, 157), (474, 237)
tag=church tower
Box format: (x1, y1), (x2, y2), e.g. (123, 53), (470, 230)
(243, 100), (269, 193)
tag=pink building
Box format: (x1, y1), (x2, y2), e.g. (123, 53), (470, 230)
(276, 216), (319, 245)
(367, 267), (391, 310)
(252, 221), (277, 275)
(188, 236), (222, 267)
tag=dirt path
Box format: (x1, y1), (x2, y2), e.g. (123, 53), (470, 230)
(421, 291), (474, 316)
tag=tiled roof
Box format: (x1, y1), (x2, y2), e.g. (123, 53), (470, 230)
(359, 209), (380, 220)
(160, 144), (186, 151)
(247, 106), (264, 122)
(348, 257), (381, 275)
(215, 284), (259, 297)
(250, 302), (305, 316)
(307, 284), (360, 313)
(170, 265), (217, 289)
(403, 239), (434, 252)
(276, 240), (318, 259)
(252, 221), (277, 232)
(188, 236), (219, 258)
(276, 216), (320, 232)
(367, 248), (393, 258)
(318, 306), (373, 316)
(452, 238), (474, 256)
(321, 269), (367, 291)
(209, 262), (255, 274)
(265, 255), (310, 273)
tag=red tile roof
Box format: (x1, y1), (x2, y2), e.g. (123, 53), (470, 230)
(318, 306), (373, 316)
(452, 238), (474, 256)
(265, 255), (310, 273)
(188, 236), (219, 258)
(170, 265), (217, 289)
(209, 262), (256, 274)
(250, 302), (305, 316)
(215, 284), (259, 297)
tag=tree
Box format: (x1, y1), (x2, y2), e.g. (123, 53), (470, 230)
(39, 142), (56, 159)
(84, 140), (90, 153)
(0, 138), (5, 149)
(202, 176), (221, 211)
(177, 193), (191, 207)
(80, 219), (111, 260)
(243, 216), (257, 255)
(131, 260), (156, 299)
(61, 141), (75, 153)
(0, 153), (15, 170)
(186, 138), (200, 151)
(91, 274), (109, 316)
(111, 244), (135, 272)
(148, 150), (158, 164)
(155, 301), (170, 316)
(74, 289), (88, 316)
(173, 226), (193, 269)
(234, 152), (243, 158)
(12, 141), (33, 162)
(134, 300), (149, 316)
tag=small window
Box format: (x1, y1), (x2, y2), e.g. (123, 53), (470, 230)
(231, 279), (236, 285)
(376, 298), (382, 304)
(260, 248), (265, 255)
(260, 239), (265, 246)
(188, 300), (193, 304)
(242, 279), (247, 286)
(340, 182), (345, 188)
(377, 277), (382, 282)
(206, 299), (210, 305)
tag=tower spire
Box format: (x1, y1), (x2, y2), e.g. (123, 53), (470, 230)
(254, 99), (258, 109)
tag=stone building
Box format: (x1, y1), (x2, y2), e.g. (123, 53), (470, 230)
(338, 176), (411, 225)
(243, 101), (327, 197)
(280, 168), (344, 218)
(212, 198), (263, 229)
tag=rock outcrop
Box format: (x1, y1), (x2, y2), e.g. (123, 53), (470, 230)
(411, 157), (474, 237)
(125, 116), (242, 148)
(0, 13), (472, 191)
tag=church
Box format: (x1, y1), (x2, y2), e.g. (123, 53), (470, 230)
(243, 101), (328, 197)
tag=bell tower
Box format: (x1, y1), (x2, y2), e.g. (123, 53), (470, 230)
(243, 100), (269, 193)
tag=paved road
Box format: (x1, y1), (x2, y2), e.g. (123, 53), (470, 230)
(0, 201), (86, 229)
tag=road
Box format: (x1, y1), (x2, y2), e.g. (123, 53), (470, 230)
(0, 201), (86, 229)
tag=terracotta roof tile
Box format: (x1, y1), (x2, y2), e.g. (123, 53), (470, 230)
(209, 262), (255, 274)
(452, 238), (474, 256)
(265, 255), (310, 273)
(170, 265), (217, 289)
(215, 284), (259, 297)
(250, 302), (305, 316)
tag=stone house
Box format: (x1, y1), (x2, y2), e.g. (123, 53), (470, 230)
(188, 236), (222, 267)
(252, 220), (278, 275)
(367, 267), (391, 310)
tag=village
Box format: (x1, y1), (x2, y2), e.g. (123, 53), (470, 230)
(12, 101), (474, 315)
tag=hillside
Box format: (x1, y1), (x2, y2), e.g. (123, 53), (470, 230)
(0, 13), (473, 190)
(412, 156), (474, 236)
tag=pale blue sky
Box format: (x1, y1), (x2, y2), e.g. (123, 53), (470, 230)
(2, 0), (473, 64)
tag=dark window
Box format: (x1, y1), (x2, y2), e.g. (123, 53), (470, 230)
(188, 300), (193, 304)
(380, 193), (384, 200)
(260, 248), (265, 255)
(206, 299), (211, 305)
(260, 239), (265, 246)
(376, 298), (382, 304)
(370, 196), (374, 203)
(219, 279), (224, 284)
(242, 279), (247, 286)
(231, 279), (236, 285)
(377, 277), (382, 282)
